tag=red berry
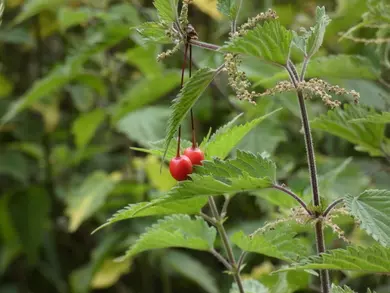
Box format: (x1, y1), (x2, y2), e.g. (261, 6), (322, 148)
(184, 147), (205, 166)
(169, 155), (193, 181)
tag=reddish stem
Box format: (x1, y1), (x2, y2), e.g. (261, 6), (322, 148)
(177, 43), (189, 158)
(189, 45), (196, 149)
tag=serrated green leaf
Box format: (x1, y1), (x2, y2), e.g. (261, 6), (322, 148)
(349, 112), (390, 124)
(221, 21), (293, 65)
(345, 190), (390, 247)
(72, 109), (106, 149)
(12, 0), (66, 25)
(217, 0), (237, 20)
(93, 196), (208, 233)
(111, 71), (180, 121)
(132, 151), (275, 216)
(66, 171), (120, 232)
(231, 228), (308, 262)
(163, 67), (216, 161)
(311, 105), (385, 156)
(202, 109), (282, 159)
(165, 251), (219, 293)
(133, 22), (172, 44)
(2, 25), (129, 124)
(279, 245), (390, 273)
(331, 285), (357, 293)
(293, 6), (331, 58)
(254, 55), (378, 88)
(153, 0), (179, 23)
(123, 215), (216, 259)
(230, 279), (269, 293)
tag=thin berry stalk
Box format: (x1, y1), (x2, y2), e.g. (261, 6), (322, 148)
(176, 43), (189, 158)
(189, 44), (197, 148)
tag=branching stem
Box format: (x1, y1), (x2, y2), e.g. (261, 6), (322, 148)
(272, 184), (312, 215)
(287, 61), (330, 293)
(323, 199), (344, 218)
(208, 197), (245, 293)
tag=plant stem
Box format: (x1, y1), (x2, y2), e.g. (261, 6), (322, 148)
(323, 199), (344, 218)
(210, 248), (233, 270)
(208, 197), (245, 293)
(189, 39), (221, 51)
(272, 184), (312, 215)
(286, 62), (330, 293)
(189, 45), (197, 148)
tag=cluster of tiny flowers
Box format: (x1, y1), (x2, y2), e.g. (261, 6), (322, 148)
(298, 78), (360, 108)
(324, 215), (351, 244)
(224, 53), (256, 104)
(256, 81), (296, 97)
(157, 40), (182, 61)
(232, 9), (278, 37)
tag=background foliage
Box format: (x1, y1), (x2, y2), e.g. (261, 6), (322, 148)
(0, 0), (389, 293)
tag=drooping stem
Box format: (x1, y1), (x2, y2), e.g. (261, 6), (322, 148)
(323, 198), (344, 218)
(286, 62), (330, 293)
(176, 43), (189, 157)
(208, 197), (245, 293)
(189, 45), (197, 148)
(272, 184), (312, 215)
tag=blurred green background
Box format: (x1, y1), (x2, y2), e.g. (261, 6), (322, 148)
(0, 0), (389, 292)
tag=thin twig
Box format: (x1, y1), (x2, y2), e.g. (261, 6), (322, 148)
(189, 39), (221, 51)
(210, 248), (233, 270)
(323, 199), (344, 218)
(272, 184), (312, 215)
(200, 212), (216, 225)
(221, 195), (231, 218)
(237, 251), (247, 271)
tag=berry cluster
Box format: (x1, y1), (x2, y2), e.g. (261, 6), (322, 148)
(168, 42), (204, 181)
(169, 147), (204, 181)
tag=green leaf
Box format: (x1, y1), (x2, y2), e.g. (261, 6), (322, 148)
(122, 215), (216, 259)
(202, 109), (282, 159)
(280, 245), (390, 273)
(91, 258), (131, 289)
(57, 7), (96, 32)
(120, 45), (163, 77)
(153, 0), (179, 23)
(345, 190), (390, 247)
(349, 112), (390, 124)
(293, 6), (331, 58)
(111, 71), (180, 122)
(311, 105), (385, 156)
(254, 55), (378, 88)
(331, 285), (357, 293)
(221, 21), (293, 65)
(9, 187), (50, 264)
(165, 251), (219, 293)
(0, 151), (28, 183)
(12, 0), (66, 25)
(132, 151), (275, 216)
(217, 0), (237, 20)
(231, 228), (308, 262)
(2, 25), (129, 124)
(133, 22), (172, 44)
(260, 270), (310, 293)
(72, 109), (106, 149)
(230, 279), (269, 293)
(93, 197), (208, 233)
(0, 74), (14, 98)
(66, 171), (121, 232)
(163, 67), (216, 161)
(116, 106), (171, 146)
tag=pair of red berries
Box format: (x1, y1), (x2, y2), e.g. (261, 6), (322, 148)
(169, 147), (204, 181)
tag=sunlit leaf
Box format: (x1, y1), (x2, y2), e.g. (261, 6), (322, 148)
(217, 0), (236, 20)
(72, 109), (106, 149)
(133, 22), (172, 44)
(12, 0), (65, 25)
(153, 0), (179, 23)
(349, 112), (390, 124)
(221, 21), (293, 65)
(66, 171), (121, 232)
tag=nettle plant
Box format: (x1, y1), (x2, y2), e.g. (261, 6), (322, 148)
(95, 1), (390, 293)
